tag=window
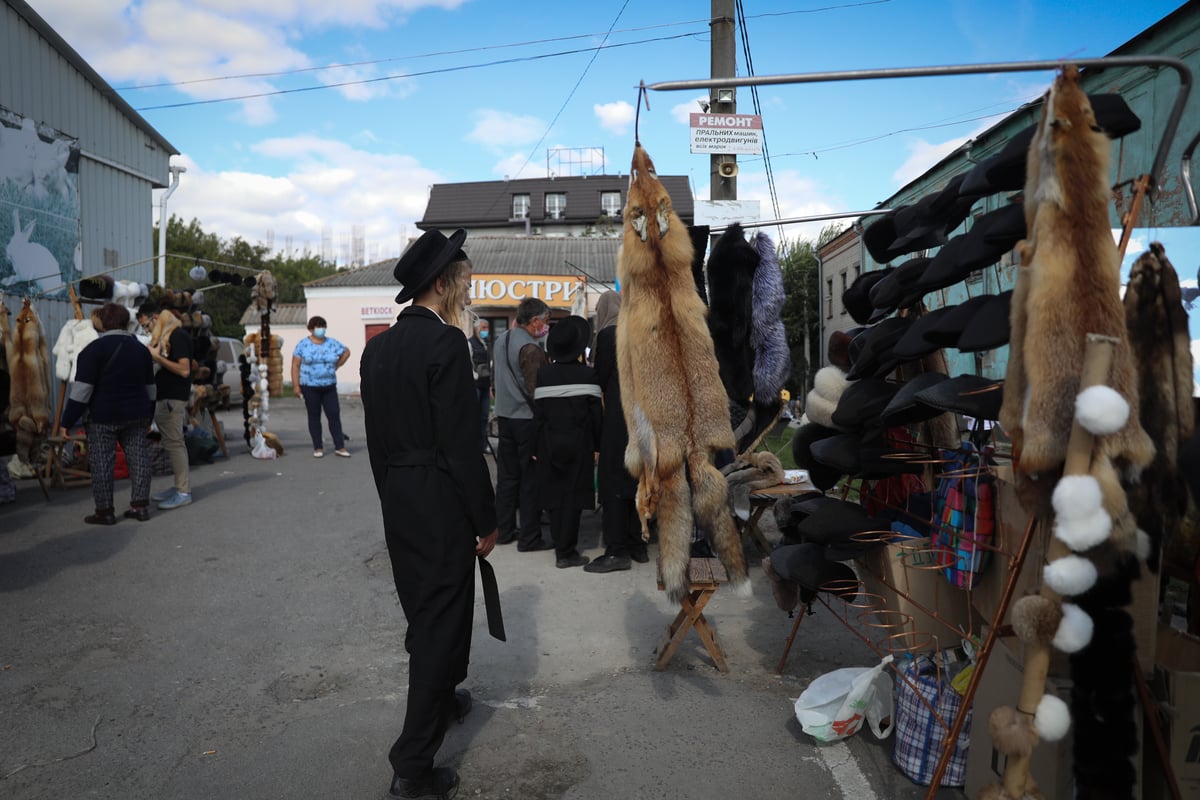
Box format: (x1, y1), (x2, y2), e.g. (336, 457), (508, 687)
(826, 278), (834, 319)
(600, 191), (622, 217)
(545, 192), (566, 220)
(840, 271), (848, 296)
(512, 194), (530, 220)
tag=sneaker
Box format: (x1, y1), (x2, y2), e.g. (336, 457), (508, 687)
(158, 491), (192, 510)
(334, 449), (351, 458)
(313, 450), (324, 458)
(151, 487), (176, 502)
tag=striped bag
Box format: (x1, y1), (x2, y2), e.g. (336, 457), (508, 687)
(932, 442), (995, 590)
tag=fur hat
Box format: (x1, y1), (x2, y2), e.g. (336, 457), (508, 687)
(914, 374), (1004, 421)
(393, 228), (467, 303)
(546, 315), (590, 363)
(827, 328), (862, 370)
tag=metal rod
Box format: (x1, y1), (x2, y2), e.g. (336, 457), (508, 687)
(709, 208), (893, 233)
(649, 55), (1193, 202)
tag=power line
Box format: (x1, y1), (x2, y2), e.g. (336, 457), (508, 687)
(135, 32), (697, 111)
(115, 1), (891, 93)
(736, 0), (783, 240)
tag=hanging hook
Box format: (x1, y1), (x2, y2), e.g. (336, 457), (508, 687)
(634, 81), (650, 145)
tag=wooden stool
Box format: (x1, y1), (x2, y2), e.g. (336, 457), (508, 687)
(654, 557), (729, 672)
(736, 481), (818, 554)
(206, 409), (229, 458)
(43, 434), (91, 489)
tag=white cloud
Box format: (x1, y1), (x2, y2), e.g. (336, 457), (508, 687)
(702, 166), (846, 245)
(465, 110), (546, 149)
(890, 121), (994, 188)
(162, 138), (443, 264)
(489, 153), (550, 180)
(593, 101), (635, 135)
(670, 96), (709, 125)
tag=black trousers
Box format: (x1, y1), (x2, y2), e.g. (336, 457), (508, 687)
(549, 506), (583, 559)
(476, 384), (491, 452)
(495, 417), (540, 546)
(300, 384), (344, 451)
(600, 495), (641, 558)
(388, 682), (456, 779)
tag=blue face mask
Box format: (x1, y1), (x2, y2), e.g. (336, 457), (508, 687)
(313, 327), (327, 338)
(479, 330), (488, 339)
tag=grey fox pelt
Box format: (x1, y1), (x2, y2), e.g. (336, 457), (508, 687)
(999, 66), (1153, 553)
(616, 144), (750, 602)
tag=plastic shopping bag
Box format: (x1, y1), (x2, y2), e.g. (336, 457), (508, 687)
(794, 654), (895, 742)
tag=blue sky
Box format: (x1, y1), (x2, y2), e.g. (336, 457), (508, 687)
(21, 0), (1189, 257)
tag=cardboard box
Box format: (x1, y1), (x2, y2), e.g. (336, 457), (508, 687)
(964, 642), (1074, 800)
(970, 475), (1047, 629)
(857, 537), (976, 649)
(1146, 626), (1200, 799)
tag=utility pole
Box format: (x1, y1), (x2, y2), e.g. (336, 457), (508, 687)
(710, 0), (736, 205)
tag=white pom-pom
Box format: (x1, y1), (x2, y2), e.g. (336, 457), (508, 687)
(1035, 694), (1071, 741)
(1136, 529), (1152, 562)
(1052, 603), (1093, 653)
(1052, 475), (1103, 520)
(1075, 385), (1130, 434)
(1054, 508), (1112, 551)
(1043, 555), (1098, 596)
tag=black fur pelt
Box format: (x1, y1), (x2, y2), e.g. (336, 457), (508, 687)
(706, 224), (759, 403)
(1124, 243), (1195, 570)
(688, 225), (711, 304)
(1069, 605), (1137, 799)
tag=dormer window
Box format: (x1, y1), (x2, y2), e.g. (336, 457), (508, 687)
(545, 192), (566, 220)
(512, 193), (530, 219)
(600, 190), (622, 217)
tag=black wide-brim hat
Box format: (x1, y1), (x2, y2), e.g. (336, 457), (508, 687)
(831, 377), (900, 431)
(791, 422), (845, 491)
(393, 228), (468, 304)
(547, 315), (591, 362)
(773, 543), (861, 594)
(843, 268), (894, 325)
(956, 290), (1014, 353)
(845, 316), (914, 380)
(880, 371), (950, 427)
(959, 125), (1037, 198)
(892, 304), (956, 360)
(917, 203), (1025, 293)
(914, 374), (1004, 421)
(798, 504), (891, 559)
(869, 256), (931, 318)
(921, 294), (995, 349)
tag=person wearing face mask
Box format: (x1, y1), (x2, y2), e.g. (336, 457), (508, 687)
(492, 297), (551, 550)
(468, 316), (493, 455)
(291, 315), (351, 458)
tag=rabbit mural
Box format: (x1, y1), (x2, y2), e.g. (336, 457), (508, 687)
(4, 210), (63, 294)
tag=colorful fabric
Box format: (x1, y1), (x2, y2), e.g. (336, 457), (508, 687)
(892, 651), (972, 787)
(932, 442), (995, 590)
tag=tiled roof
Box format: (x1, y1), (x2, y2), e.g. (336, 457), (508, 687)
(306, 236), (623, 289)
(420, 174), (694, 229)
(239, 302), (308, 326)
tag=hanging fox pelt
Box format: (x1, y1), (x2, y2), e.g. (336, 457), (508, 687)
(999, 66), (1153, 552)
(616, 143), (750, 602)
(7, 298), (51, 463)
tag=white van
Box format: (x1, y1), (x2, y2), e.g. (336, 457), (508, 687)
(213, 336), (245, 406)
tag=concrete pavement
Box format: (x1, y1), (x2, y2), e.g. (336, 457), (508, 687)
(0, 398), (964, 799)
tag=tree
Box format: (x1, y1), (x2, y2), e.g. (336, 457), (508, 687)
(153, 215), (338, 337)
(778, 223), (843, 399)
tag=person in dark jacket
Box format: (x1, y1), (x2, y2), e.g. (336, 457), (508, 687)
(360, 228), (497, 800)
(533, 315), (602, 569)
(468, 316), (493, 455)
(584, 290), (647, 573)
(60, 303), (156, 525)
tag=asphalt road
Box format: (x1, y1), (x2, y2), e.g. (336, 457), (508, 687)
(0, 397), (965, 799)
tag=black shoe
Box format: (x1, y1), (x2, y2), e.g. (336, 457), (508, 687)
(630, 547), (650, 564)
(123, 505), (150, 522)
(583, 554), (632, 573)
(555, 553), (590, 569)
(85, 509), (117, 526)
(517, 540), (554, 553)
(496, 536), (515, 545)
(389, 767), (460, 799)
(453, 688), (472, 723)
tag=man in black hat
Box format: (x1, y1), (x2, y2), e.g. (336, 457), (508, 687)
(360, 228), (498, 799)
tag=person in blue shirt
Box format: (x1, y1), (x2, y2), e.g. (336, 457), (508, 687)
(291, 316), (351, 458)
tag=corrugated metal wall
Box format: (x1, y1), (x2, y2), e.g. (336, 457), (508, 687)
(1, 0), (173, 379)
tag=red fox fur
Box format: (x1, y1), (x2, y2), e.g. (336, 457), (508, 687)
(6, 298), (51, 463)
(1000, 67), (1153, 552)
(616, 144), (749, 602)
(148, 309), (182, 357)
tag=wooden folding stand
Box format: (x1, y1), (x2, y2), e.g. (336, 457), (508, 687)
(736, 480), (816, 553)
(654, 557), (730, 673)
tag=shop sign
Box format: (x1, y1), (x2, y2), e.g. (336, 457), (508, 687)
(470, 274), (583, 308)
(689, 113), (763, 155)
(361, 305), (396, 319)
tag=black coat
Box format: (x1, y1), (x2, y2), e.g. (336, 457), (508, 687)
(360, 305), (496, 690)
(533, 360), (602, 510)
(593, 325), (637, 501)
